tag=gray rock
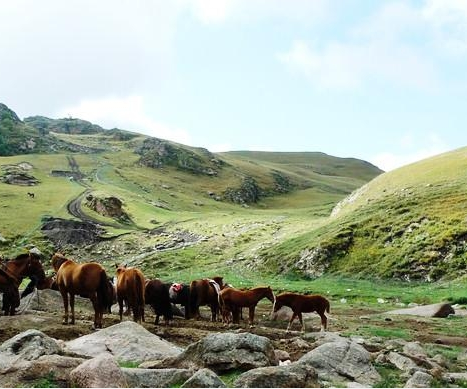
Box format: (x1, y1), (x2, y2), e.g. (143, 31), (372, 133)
(65, 321), (182, 363)
(155, 332), (276, 373)
(387, 352), (419, 373)
(233, 362), (318, 388)
(298, 339), (381, 386)
(443, 372), (467, 384)
(402, 342), (427, 358)
(17, 354), (86, 387)
(181, 368), (226, 388)
(386, 303), (455, 318)
(122, 367), (192, 388)
(70, 352), (128, 388)
(405, 371), (433, 388)
(0, 329), (61, 373)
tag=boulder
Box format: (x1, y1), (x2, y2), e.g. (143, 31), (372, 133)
(387, 351), (419, 373)
(64, 321), (182, 363)
(69, 352), (128, 388)
(233, 362), (318, 388)
(298, 339), (381, 386)
(405, 371), (433, 388)
(0, 329), (61, 372)
(17, 354), (86, 387)
(386, 303), (455, 318)
(122, 367), (192, 388)
(181, 368), (226, 388)
(154, 332), (277, 373)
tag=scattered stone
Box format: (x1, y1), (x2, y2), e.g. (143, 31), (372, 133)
(65, 321), (182, 363)
(386, 303), (455, 318)
(122, 367), (193, 388)
(233, 362), (318, 388)
(402, 342), (427, 358)
(405, 371), (433, 388)
(298, 339), (381, 386)
(181, 368), (226, 388)
(70, 352), (128, 388)
(387, 352), (419, 373)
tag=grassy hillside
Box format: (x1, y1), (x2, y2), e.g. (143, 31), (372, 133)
(259, 147), (467, 281)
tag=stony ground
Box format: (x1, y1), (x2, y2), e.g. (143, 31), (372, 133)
(1, 289), (467, 364)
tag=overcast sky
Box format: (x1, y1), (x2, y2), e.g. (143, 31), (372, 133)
(2, 0), (467, 171)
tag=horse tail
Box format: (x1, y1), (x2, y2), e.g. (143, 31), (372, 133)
(135, 271), (145, 322)
(189, 280), (198, 318)
(323, 297), (332, 318)
(97, 270), (112, 314)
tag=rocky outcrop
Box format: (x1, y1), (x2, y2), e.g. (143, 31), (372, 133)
(223, 176), (262, 204)
(41, 217), (104, 246)
(122, 368), (193, 388)
(85, 194), (131, 222)
(136, 138), (222, 176)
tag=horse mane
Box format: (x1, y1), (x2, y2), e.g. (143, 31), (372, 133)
(11, 253), (31, 262)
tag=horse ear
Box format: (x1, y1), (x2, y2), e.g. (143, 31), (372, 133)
(115, 264), (118, 269)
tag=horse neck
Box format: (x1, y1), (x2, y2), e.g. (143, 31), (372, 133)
(252, 287), (271, 302)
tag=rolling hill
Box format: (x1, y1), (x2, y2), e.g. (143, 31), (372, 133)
(2, 102), (467, 283)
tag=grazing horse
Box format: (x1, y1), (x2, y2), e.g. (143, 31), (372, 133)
(218, 286), (275, 327)
(145, 279), (173, 325)
(115, 265), (145, 323)
(169, 282), (190, 319)
(0, 253), (46, 315)
(189, 276), (224, 321)
(51, 253), (112, 329)
(273, 293), (330, 332)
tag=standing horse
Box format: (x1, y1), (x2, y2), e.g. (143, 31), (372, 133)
(189, 276), (224, 321)
(272, 292), (330, 332)
(218, 286), (275, 327)
(0, 253), (46, 315)
(51, 253), (112, 329)
(115, 264), (145, 323)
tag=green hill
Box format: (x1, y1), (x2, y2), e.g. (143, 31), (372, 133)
(259, 147), (467, 281)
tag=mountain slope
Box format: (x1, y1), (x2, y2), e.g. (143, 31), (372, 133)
(259, 147), (467, 281)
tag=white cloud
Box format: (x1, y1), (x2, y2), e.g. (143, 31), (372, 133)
(277, 2), (438, 90)
(57, 96), (191, 145)
(370, 132), (450, 171)
(422, 0), (467, 55)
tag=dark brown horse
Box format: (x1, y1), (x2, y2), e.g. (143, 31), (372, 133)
(273, 292), (330, 332)
(51, 253), (112, 329)
(115, 264), (145, 323)
(189, 276), (224, 321)
(0, 253), (46, 315)
(218, 286), (275, 327)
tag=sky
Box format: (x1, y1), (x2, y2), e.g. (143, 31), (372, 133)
(1, 0), (467, 171)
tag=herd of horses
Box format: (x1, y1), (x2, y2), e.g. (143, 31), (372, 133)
(0, 252), (331, 333)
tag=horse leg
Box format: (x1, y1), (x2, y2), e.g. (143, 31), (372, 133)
(210, 304), (217, 322)
(248, 306), (255, 328)
(232, 307), (240, 324)
(298, 312), (305, 333)
(89, 295), (99, 329)
(319, 311), (327, 332)
(286, 312), (297, 333)
(60, 291), (69, 324)
(70, 293), (76, 325)
(118, 296), (124, 322)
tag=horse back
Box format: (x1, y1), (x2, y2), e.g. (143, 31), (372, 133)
(57, 261), (105, 294)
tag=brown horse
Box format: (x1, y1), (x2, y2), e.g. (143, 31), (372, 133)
(0, 253), (46, 315)
(218, 286), (275, 327)
(189, 276), (224, 321)
(273, 292), (330, 332)
(51, 253), (112, 329)
(115, 265), (145, 323)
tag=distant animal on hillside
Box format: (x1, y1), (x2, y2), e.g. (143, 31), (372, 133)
(51, 252), (112, 329)
(115, 264), (145, 323)
(27, 192), (35, 198)
(218, 286), (275, 327)
(272, 292), (330, 332)
(189, 276), (224, 321)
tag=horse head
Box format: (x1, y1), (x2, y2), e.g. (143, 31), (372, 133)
(51, 252), (69, 272)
